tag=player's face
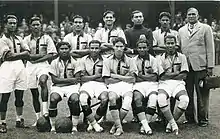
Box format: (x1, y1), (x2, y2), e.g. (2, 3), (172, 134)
(73, 18), (84, 31)
(89, 43), (100, 57)
(132, 12), (144, 25)
(31, 20), (41, 33)
(6, 18), (17, 32)
(59, 45), (70, 57)
(137, 43), (149, 56)
(103, 13), (115, 26)
(165, 38), (176, 55)
(187, 9), (199, 24)
(113, 42), (125, 58)
(159, 16), (170, 28)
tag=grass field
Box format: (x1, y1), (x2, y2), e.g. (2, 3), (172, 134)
(1, 66), (220, 139)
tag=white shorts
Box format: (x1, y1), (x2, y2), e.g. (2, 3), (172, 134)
(26, 61), (49, 88)
(80, 81), (108, 98)
(158, 80), (186, 97)
(50, 84), (80, 99)
(0, 60), (28, 93)
(133, 82), (158, 97)
(107, 81), (133, 97)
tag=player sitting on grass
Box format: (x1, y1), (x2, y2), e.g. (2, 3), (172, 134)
(157, 35), (189, 135)
(48, 42), (81, 133)
(79, 40), (109, 132)
(102, 37), (138, 136)
(133, 39), (158, 135)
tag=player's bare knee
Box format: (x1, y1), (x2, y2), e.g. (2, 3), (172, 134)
(69, 93), (79, 104)
(133, 90), (143, 107)
(108, 91), (117, 105)
(178, 94), (189, 110)
(39, 75), (48, 87)
(157, 90), (168, 108)
(99, 91), (109, 103)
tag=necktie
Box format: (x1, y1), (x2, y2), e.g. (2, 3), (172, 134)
(76, 35), (81, 50)
(117, 60), (121, 74)
(36, 37), (40, 54)
(107, 29), (113, 43)
(12, 36), (17, 53)
(142, 60), (145, 75)
(64, 60), (69, 78)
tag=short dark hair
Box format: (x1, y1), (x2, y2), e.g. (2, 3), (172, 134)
(113, 37), (126, 45)
(4, 14), (17, 23)
(103, 10), (115, 18)
(56, 41), (71, 50)
(159, 12), (171, 19)
(131, 10), (143, 18)
(89, 40), (101, 47)
(164, 35), (177, 43)
(187, 7), (199, 14)
(29, 16), (41, 24)
(136, 39), (150, 47)
(72, 15), (84, 22)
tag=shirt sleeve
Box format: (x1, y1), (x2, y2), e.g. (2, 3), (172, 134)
(74, 60), (82, 74)
(94, 30), (102, 42)
(46, 35), (57, 54)
(151, 56), (158, 74)
(102, 59), (111, 77)
(152, 30), (158, 46)
(0, 39), (10, 61)
(118, 29), (127, 44)
(128, 57), (138, 76)
(49, 60), (58, 76)
(157, 55), (165, 76)
(180, 54), (189, 72)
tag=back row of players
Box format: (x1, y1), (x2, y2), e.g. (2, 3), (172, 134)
(0, 7), (214, 136)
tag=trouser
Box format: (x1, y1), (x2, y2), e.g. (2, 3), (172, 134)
(185, 67), (209, 123)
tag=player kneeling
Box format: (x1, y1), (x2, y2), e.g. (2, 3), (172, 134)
(133, 39), (158, 135)
(102, 37), (138, 136)
(79, 40), (108, 132)
(48, 42), (81, 133)
(157, 35), (189, 135)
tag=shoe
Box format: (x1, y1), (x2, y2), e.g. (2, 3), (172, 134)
(0, 123), (7, 133)
(170, 122), (178, 135)
(198, 122), (208, 127)
(109, 124), (116, 134)
(87, 124), (93, 132)
(113, 127), (124, 136)
(139, 125), (145, 135)
(165, 123), (172, 133)
(131, 117), (138, 123)
(16, 118), (29, 128)
(93, 123), (104, 133)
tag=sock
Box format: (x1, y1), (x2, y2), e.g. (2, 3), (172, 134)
(146, 114), (153, 123)
(173, 107), (184, 121)
(91, 120), (101, 131)
(110, 110), (122, 129)
(36, 112), (41, 120)
(140, 119), (151, 132)
(16, 115), (23, 121)
(49, 117), (56, 130)
(0, 120), (6, 124)
(72, 116), (79, 127)
(120, 108), (129, 121)
(160, 105), (173, 122)
(42, 102), (48, 115)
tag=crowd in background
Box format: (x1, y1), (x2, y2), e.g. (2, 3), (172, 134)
(1, 12), (219, 47)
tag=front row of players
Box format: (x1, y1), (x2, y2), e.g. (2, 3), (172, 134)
(45, 35), (189, 136)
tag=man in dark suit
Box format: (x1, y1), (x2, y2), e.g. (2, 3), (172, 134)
(178, 7), (215, 127)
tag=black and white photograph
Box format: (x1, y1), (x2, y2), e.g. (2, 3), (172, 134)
(0, 0), (219, 138)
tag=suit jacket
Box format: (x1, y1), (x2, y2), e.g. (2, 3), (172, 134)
(178, 22), (215, 71)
